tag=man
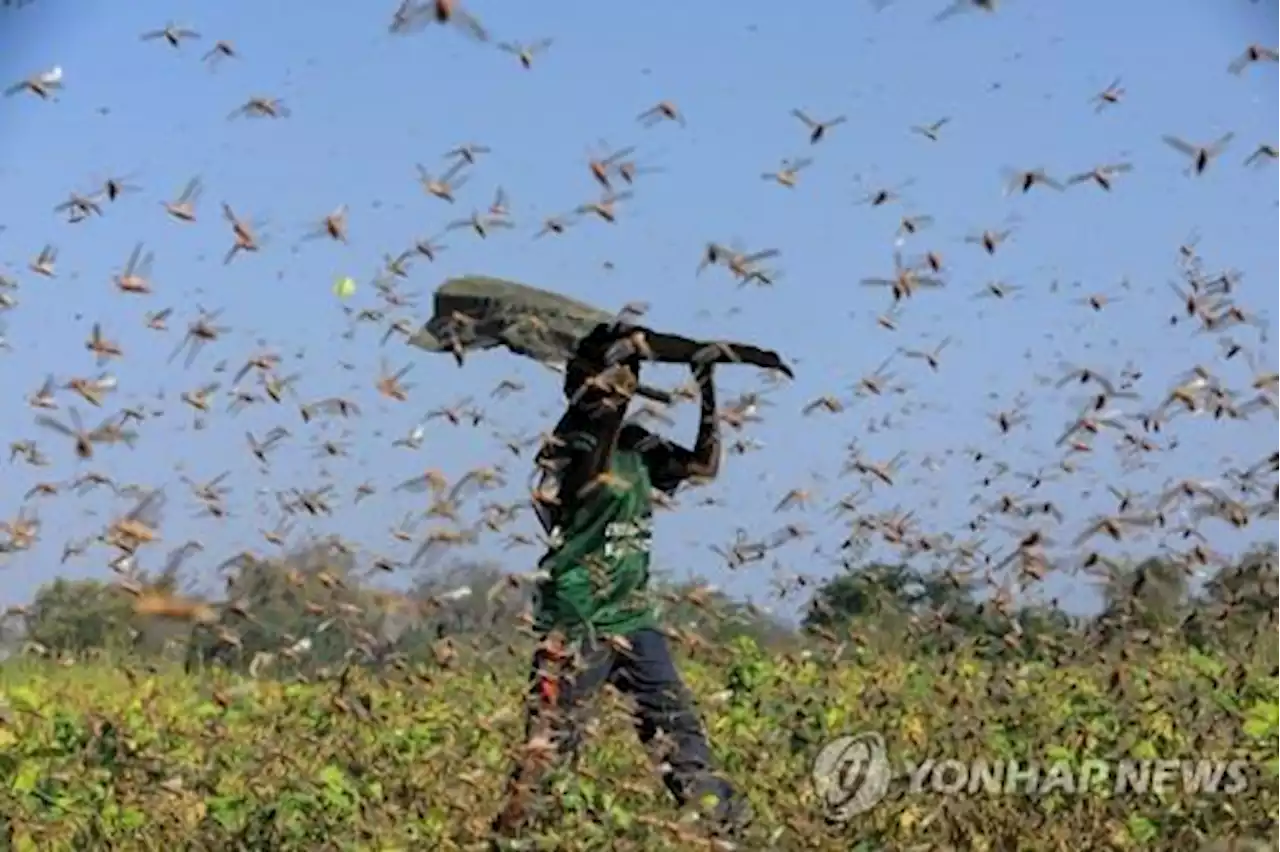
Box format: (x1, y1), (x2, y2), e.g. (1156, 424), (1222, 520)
(492, 323), (751, 842)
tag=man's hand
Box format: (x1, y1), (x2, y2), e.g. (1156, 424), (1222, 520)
(691, 360), (715, 386)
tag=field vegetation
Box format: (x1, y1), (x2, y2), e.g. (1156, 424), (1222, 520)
(1, 542), (1275, 851)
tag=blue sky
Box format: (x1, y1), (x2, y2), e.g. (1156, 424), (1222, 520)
(0, 0), (1275, 620)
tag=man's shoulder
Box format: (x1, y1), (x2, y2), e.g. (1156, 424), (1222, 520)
(617, 422), (687, 495)
(617, 422), (665, 453)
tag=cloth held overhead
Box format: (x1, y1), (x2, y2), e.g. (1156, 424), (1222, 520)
(407, 275), (795, 378)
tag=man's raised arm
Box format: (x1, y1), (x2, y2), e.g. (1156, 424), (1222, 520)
(634, 364), (721, 493)
(686, 363), (721, 479)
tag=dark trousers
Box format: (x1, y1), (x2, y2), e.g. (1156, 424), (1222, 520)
(494, 627), (740, 833)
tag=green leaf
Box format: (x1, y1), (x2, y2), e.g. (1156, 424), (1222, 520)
(205, 794), (248, 830)
(11, 760), (40, 795)
(1242, 700), (1278, 740)
(1125, 814), (1158, 843)
(1186, 648), (1224, 679)
(12, 835), (39, 852)
(1130, 739), (1158, 760)
(317, 764), (347, 789)
(7, 686), (41, 714)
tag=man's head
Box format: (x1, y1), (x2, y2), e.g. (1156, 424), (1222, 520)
(563, 324), (643, 406)
(563, 352), (641, 404)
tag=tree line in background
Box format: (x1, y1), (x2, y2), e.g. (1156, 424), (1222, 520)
(1, 539), (1276, 674)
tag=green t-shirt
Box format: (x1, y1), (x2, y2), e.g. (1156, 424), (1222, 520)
(533, 445), (660, 641)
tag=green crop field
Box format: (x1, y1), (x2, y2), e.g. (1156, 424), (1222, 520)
(1, 637), (1275, 852)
